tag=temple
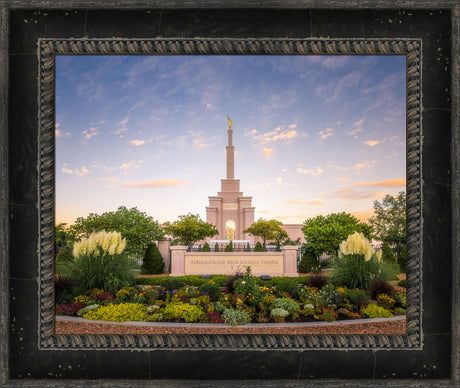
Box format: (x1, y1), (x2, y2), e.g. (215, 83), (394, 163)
(206, 117), (256, 243)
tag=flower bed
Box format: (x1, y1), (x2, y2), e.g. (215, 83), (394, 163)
(55, 267), (406, 326)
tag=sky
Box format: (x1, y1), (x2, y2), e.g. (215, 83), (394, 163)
(55, 54), (406, 226)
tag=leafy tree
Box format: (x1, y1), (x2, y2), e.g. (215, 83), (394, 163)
(369, 191), (406, 253)
(141, 243), (164, 274)
(302, 212), (372, 257)
(55, 223), (70, 259)
(55, 245), (74, 274)
(243, 218), (287, 247)
(67, 206), (164, 259)
(163, 213), (218, 250)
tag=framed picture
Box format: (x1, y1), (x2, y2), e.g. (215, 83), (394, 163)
(1, 0), (459, 386)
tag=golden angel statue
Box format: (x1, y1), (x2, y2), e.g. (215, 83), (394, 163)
(227, 114), (232, 130)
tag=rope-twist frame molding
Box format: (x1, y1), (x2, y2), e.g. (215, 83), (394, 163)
(38, 38), (422, 350)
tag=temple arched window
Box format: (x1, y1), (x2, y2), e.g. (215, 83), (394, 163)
(225, 220), (236, 240)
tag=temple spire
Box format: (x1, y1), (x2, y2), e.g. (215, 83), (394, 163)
(226, 115), (234, 179)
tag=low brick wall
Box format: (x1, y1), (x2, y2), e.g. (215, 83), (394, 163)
(170, 246), (298, 277)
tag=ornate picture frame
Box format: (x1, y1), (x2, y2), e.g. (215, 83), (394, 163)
(1, 1), (459, 385)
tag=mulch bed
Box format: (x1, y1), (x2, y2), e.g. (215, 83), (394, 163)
(55, 317), (406, 335)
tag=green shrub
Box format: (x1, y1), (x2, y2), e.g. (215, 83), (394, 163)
(161, 277), (186, 290)
(135, 276), (170, 286)
(77, 303), (100, 316)
(233, 267), (261, 306)
(271, 297), (300, 318)
(398, 279), (407, 288)
(202, 242), (211, 252)
(209, 275), (229, 286)
(345, 288), (370, 307)
(179, 275), (207, 286)
(54, 274), (79, 303)
(361, 304), (393, 318)
(331, 254), (398, 290)
(224, 241), (233, 252)
(270, 308), (289, 322)
(270, 278), (300, 298)
(198, 281), (220, 301)
(369, 278), (394, 299)
(223, 271), (244, 293)
(163, 302), (204, 322)
(141, 243), (164, 274)
(398, 245), (407, 272)
(62, 253), (139, 294)
(381, 242), (397, 263)
(394, 307), (406, 315)
(55, 245), (74, 274)
(61, 231), (140, 294)
(298, 246), (320, 273)
(254, 242), (265, 252)
(222, 308), (252, 326)
(83, 303), (147, 322)
(245, 242), (251, 252)
(214, 243), (219, 252)
(307, 275), (328, 289)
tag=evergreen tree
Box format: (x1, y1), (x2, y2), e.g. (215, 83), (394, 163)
(224, 241), (233, 252)
(214, 243), (219, 252)
(398, 244), (407, 272)
(202, 242), (211, 252)
(297, 245), (320, 273)
(141, 243), (164, 274)
(381, 242), (396, 263)
(245, 242), (251, 252)
(254, 242), (265, 252)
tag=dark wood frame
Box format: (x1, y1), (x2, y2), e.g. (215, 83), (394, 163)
(1, 0), (459, 386)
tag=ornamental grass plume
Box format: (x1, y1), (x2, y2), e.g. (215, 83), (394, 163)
(63, 230), (138, 294)
(339, 232), (376, 261)
(331, 232), (396, 290)
(73, 230), (126, 258)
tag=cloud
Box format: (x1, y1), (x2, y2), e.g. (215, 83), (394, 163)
(193, 139), (208, 149)
(349, 118), (364, 137)
(345, 178), (406, 188)
(114, 117), (129, 137)
(119, 160), (142, 170)
(247, 126), (302, 145)
(352, 209), (374, 222)
(324, 188), (384, 200)
(55, 128), (71, 138)
(353, 161), (375, 170)
(110, 179), (189, 188)
(130, 139), (146, 146)
(318, 127), (335, 141)
(285, 198), (324, 206)
(315, 70), (362, 103)
(82, 127), (99, 140)
(262, 148), (273, 157)
(296, 164), (324, 176)
(365, 140), (380, 146)
(288, 123), (297, 129)
(61, 164), (90, 176)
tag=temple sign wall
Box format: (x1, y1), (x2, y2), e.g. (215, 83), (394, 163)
(170, 246), (298, 277)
